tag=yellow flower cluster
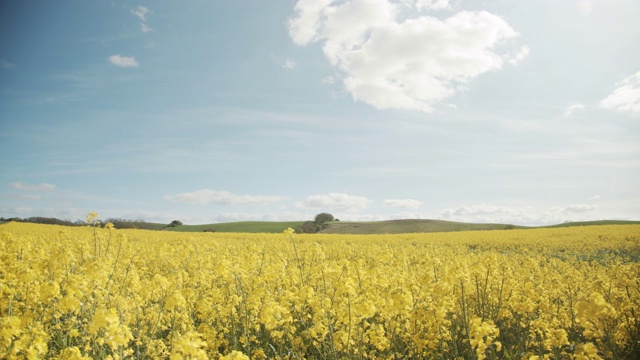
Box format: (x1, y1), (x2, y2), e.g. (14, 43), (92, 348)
(0, 220), (638, 359)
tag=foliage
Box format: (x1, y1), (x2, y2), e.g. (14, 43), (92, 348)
(167, 220), (183, 228)
(1, 220), (639, 359)
(299, 220), (319, 234)
(314, 213), (335, 225)
(296, 213), (335, 233)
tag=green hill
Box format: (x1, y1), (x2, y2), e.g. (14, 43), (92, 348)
(317, 219), (524, 234)
(8, 217), (637, 234)
(318, 219), (640, 234)
(164, 221), (305, 233)
(113, 219), (639, 234)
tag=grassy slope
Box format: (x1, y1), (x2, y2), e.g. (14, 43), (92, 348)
(108, 219), (640, 234)
(319, 219), (640, 234)
(164, 221), (305, 233)
(317, 219), (525, 234)
(542, 220), (640, 228)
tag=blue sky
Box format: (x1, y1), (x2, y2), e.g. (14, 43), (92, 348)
(1, 0), (639, 226)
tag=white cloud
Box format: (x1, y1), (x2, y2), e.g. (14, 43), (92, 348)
(576, 0), (592, 15)
(10, 182), (56, 192)
(388, 211), (424, 219)
(413, 0), (450, 11)
(600, 71), (640, 116)
(295, 192), (372, 212)
(440, 203), (600, 225)
(507, 45), (530, 66)
(140, 23), (154, 33)
(322, 76), (336, 84)
(163, 189), (283, 206)
(108, 55), (139, 68)
(564, 103), (586, 117)
(131, 6), (149, 22)
(558, 204), (598, 213)
(289, 0), (525, 112)
(283, 60), (297, 69)
(441, 204), (528, 223)
(385, 198), (423, 209)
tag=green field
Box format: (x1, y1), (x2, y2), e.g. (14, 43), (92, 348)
(8, 217), (638, 234)
(163, 221), (305, 233)
(138, 219), (640, 234)
(317, 219), (523, 234)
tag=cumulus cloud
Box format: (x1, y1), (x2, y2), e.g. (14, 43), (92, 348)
(600, 71), (640, 116)
(384, 198), (423, 209)
(163, 189), (283, 205)
(288, 0), (526, 112)
(109, 55), (139, 68)
(295, 192), (372, 212)
(10, 182), (56, 191)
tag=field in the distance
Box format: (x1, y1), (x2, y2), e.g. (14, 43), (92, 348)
(165, 221), (305, 233)
(163, 219), (640, 234)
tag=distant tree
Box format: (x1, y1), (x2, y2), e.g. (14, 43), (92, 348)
(168, 220), (183, 227)
(314, 213), (335, 226)
(299, 221), (319, 234)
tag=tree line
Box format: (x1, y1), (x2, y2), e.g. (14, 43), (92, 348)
(0, 216), (179, 230)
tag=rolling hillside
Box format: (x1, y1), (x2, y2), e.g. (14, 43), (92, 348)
(5, 218), (638, 234)
(317, 219), (522, 234)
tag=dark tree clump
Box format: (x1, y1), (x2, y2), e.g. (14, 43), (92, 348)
(314, 213), (335, 226)
(298, 221), (319, 234)
(168, 220), (183, 227)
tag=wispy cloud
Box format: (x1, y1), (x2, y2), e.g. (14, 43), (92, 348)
(283, 59), (297, 69)
(140, 23), (154, 33)
(556, 204), (597, 213)
(440, 203), (599, 225)
(108, 55), (139, 68)
(576, 0), (593, 15)
(385, 199), (423, 209)
(131, 6), (149, 22)
(564, 103), (586, 117)
(414, 0), (450, 11)
(321, 76), (336, 85)
(295, 193), (372, 212)
(289, 0), (527, 112)
(10, 182), (57, 191)
(507, 46), (531, 66)
(600, 70), (640, 116)
(163, 189), (283, 206)
(131, 6), (153, 33)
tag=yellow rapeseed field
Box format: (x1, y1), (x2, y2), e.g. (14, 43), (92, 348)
(1, 217), (639, 359)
